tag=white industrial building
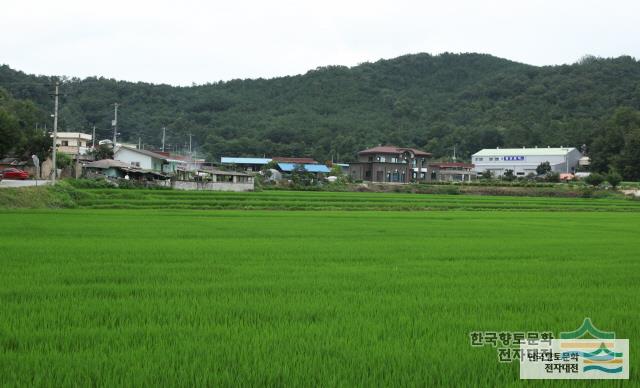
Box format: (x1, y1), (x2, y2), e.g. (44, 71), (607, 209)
(471, 147), (583, 177)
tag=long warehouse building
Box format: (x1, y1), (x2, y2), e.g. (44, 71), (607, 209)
(471, 147), (583, 177)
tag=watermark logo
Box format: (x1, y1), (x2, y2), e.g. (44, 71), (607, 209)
(469, 318), (629, 380)
(520, 318), (628, 379)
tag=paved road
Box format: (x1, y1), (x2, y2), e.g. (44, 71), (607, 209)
(0, 179), (52, 188)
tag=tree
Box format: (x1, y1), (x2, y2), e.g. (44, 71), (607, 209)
(606, 170), (622, 188)
(536, 161), (551, 176)
(617, 129), (640, 181)
(479, 169), (493, 180)
(503, 169), (515, 181)
(89, 144), (114, 160)
(591, 108), (640, 179)
(545, 172), (560, 182)
(291, 164), (314, 186)
(0, 109), (19, 157)
(56, 152), (72, 169)
(262, 160), (280, 171)
(584, 172), (605, 187)
(329, 163), (343, 177)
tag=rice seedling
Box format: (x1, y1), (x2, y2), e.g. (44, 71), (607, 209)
(0, 208), (638, 386)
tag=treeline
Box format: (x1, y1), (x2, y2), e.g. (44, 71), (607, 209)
(1, 53), (640, 179)
(0, 88), (50, 163)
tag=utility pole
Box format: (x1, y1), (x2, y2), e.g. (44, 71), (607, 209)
(91, 125), (96, 148)
(138, 136), (141, 149)
(51, 82), (60, 185)
(112, 103), (118, 149)
(188, 133), (192, 154)
(162, 127), (166, 152)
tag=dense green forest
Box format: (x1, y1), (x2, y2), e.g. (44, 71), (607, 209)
(1, 53), (640, 178)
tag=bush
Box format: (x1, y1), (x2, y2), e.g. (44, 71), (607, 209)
(545, 172), (560, 182)
(584, 173), (605, 187)
(606, 171), (622, 188)
(56, 152), (73, 169)
(64, 178), (115, 189)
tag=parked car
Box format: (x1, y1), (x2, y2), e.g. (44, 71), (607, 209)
(1, 168), (29, 180)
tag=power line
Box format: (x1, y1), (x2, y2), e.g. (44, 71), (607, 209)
(49, 82), (60, 185)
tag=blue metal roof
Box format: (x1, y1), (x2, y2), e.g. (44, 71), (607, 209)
(277, 163), (330, 173)
(221, 157), (271, 165)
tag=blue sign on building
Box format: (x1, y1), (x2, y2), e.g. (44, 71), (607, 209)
(503, 156), (525, 161)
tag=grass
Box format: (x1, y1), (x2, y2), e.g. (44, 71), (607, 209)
(1, 208), (639, 386)
(70, 187), (640, 211)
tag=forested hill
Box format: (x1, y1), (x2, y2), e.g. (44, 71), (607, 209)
(1, 53), (640, 166)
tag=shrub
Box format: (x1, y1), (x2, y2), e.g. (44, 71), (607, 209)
(545, 172), (560, 182)
(584, 173), (605, 187)
(606, 170), (623, 188)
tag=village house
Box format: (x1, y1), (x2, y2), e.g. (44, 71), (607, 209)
(220, 156), (320, 172)
(83, 159), (168, 182)
(114, 146), (168, 173)
(348, 146), (431, 183)
(54, 132), (93, 155)
(172, 167), (254, 192)
(429, 162), (475, 182)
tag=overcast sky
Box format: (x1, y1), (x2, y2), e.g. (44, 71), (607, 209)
(2, 0), (639, 86)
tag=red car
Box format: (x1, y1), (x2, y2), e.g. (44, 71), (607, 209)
(1, 168), (29, 180)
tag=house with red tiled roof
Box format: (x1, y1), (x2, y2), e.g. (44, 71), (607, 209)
(349, 145), (432, 183)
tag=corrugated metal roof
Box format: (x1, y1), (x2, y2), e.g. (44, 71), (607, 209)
(358, 146), (431, 157)
(221, 157), (271, 164)
(272, 157), (318, 164)
(277, 163), (330, 173)
(115, 146), (168, 161)
(472, 147), (578, 157)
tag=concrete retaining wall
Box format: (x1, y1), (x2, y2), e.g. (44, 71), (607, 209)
(172, 181), (254, 192)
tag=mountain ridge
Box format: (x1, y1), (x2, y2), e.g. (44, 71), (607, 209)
(1, 52), (639, 165)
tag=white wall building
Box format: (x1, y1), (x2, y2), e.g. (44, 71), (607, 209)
(114, 146), (167, 172)
(53, 132), (92, 155)
(472, 147), (583, 177)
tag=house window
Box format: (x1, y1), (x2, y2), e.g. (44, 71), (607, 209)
(61, 141), (69, 146)
(131, 162), (140, 167)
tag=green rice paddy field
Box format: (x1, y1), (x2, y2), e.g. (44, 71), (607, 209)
(1, 190), (639, 386)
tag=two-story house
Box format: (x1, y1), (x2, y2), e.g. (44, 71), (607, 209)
(53, 132), (93, 155)
(349, 146), (431, 183)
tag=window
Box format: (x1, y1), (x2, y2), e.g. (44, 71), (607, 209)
(61, 141), (69, 146)
(131, 162), (140, 167)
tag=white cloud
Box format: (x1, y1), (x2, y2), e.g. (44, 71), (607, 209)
(2, 0), (639, 85)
